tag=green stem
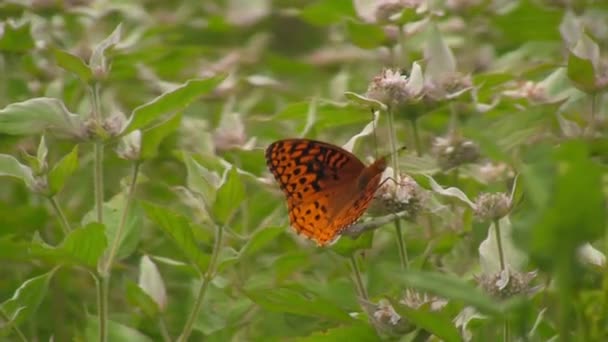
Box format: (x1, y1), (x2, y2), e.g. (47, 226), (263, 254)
(397, 24), (407, 67)
(95, 274), (108, 342)
(410, 119), (422, 156)
(159, 316), (172, 342)
(503, 320), (511, 342)
(101, 162), (140, 275)
(48, 195), (72, 235)
(94, 142), (104, 223)
(349, 254), (368, 300)
(387, 109), (409, 270)
(178, 224), (225, 342)
(589, 93), (598, 135)
(494, 219), (506, 271)
(386, 108), (399, 173)
(0, 308), (27, 342)
(394, 220), (409, 269)
(90, 82), (102, 121)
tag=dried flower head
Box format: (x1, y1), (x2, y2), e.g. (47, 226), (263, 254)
(432, 135), (480, 170)
(359, 298), (412, 337)
(102, 112), (126, 137)
(400, 289), (448, 311)
(366, 68), (423, 110)
(424, 72), (473, 102)
(369, 171), (426, 219)
(374, 0), (423, 23)
(476, 269), (537, 299)
(116, 130), (142, 161)
(502, 81), (548, 103)
(213, 113), (247, 152)
(373, 299), (402, 326)
(476, 162), (513, 184)
(446, 0), (483, 11)
(473, 192), (511, 221)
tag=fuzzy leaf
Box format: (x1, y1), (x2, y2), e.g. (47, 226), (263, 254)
(123, 76), (225, 135)
(1, 270), (55, 327)
(0, 98), (85, 138)
(48, 145), (79, 195)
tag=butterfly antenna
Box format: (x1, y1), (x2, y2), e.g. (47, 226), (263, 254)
(381, 145), (407, 161)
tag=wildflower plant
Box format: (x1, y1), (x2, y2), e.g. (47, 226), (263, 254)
(0, 1), (607, 341)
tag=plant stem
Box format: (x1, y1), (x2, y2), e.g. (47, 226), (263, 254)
(349, 254), (368, 300)
(178, 224), (225, 342)
(503, 320), (511, 342)
(101, 162), (140, 275)
(159, 316), (172, 342)
(0, 308), (27, 342)
(95, 274), (108, 342)
(386, 109), (409, 271)
(589, 93), (598, 135)
(410, 119), (422, 156)
(94, 142), (104, 223)
(394, 220), (409, 269)
(386, 108), (399, 173)
(48, 195), (72, 235)
(494, 219), (506, 271)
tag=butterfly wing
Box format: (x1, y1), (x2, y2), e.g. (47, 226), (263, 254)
(265, 139), (367, 244)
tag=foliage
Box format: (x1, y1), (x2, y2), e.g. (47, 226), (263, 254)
(0, 0), (607, 341)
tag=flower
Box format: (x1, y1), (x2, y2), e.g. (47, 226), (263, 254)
(374, 0), (424, 23)
(476, 269), (537, 299)
(369, 171), (426, 219)
(502, 81), (548, 103)
(400, 289), (448, 311)
(366, 67), (424, 111)
(213, 113), (248, 152)
(473, 192), (511, 221)
(432, 134), (480, 170)
(373, 299), (402, 326)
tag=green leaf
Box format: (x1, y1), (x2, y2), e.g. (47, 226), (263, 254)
(53, 49), (92, 82)
(567, 51), (597, 93)
(30, 223), (107, 268)
(184, 154), (219, 204)
(212, 166), (245, 225)
(0, 98), (85, 138)
(300, 0), (356, 26)
(0, 154), (34, 188)
(89, 24), (122, 77)
(1, 269), (56, 327)
(331, 231), (374, 257)
(83, 193), (142, 262)
(86, 315), (153, 342)
(295, 322), (378, 341)
(245, 285), (353, 322)
(393, 302), (461, 342)
(142, 202), (209, 272)
(514, 141), (606, 269)
(239, 226), (284, 258)
(0, 21), (34, 52)
(425, 23), (457, 80)
(493, 0), (561, 46)
(393, 269), (502, 316)
(48, 145), (79, 195)
(138, 255), (167, 311)
(125, 280), (160, 317)
(140, 112), (181, 160)
(122, 76), (225, 135)
(346, 20), (387, 49)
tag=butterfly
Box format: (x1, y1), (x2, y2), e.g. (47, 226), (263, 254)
(265, 138), (387, 246)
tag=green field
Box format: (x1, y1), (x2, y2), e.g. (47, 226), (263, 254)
(0, 1), (607, 341)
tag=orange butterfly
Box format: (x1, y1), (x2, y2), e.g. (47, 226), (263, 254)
(265, 138), (387, 246)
